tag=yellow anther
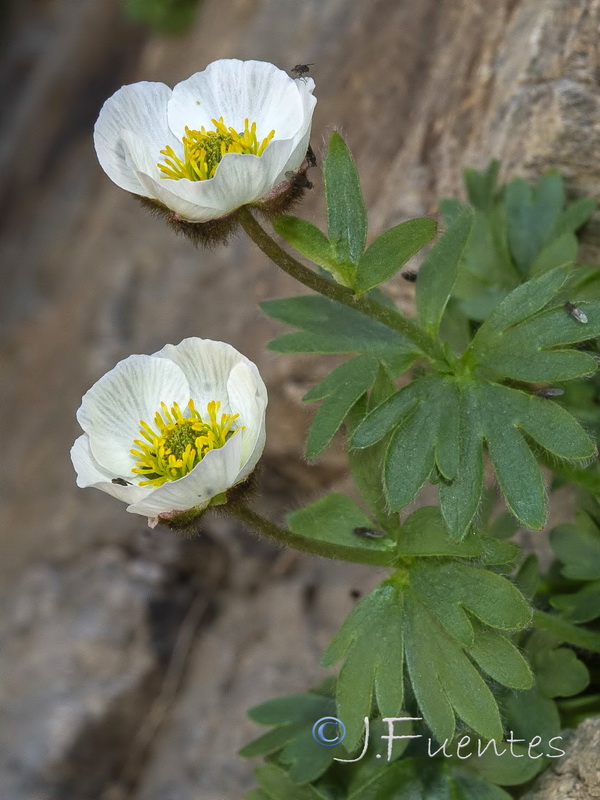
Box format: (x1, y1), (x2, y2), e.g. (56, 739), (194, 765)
(130, 399), (244, 487)
(157, 117), (276, 182)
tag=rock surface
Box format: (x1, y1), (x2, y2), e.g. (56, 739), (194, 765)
(522, 717), (600, 800)
(1, 0), (600, 798)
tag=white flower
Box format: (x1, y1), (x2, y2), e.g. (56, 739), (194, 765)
(94, 59), (316, 222)
(71, 338), (267, 524)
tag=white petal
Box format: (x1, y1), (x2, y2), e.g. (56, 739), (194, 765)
(226, 361), (268, 468)
(136, 140), (293, 222)
(236, 398), (267, 483)
(153, 338), (265, 413)
(94, 82), (177, 195)
(77, 355), (190, 475)
(70, 435), (151, 504)
(126, 432), (243, 517)
(271, 81), (317, 184)
(167, 60), (307, 142)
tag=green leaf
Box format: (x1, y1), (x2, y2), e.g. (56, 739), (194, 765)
(273, 216), (338, 274)
(505, 172), (564, 275)
(553, 196), (596, 236)
(384, 402), (437, 511)
(467, 621), (533, 689)
(287, 494), (396, 566)
(440, 197), (468, 225)
(410, 561), (532, 646)
(351, 379), (428, 448)
(533, 610), (600, 654)
(416, 210), (473, 335)
(529, 232), (577, 276)
(262, 295), (418, 358)
(404, 593), (503, 742)
(550, 511), (600, 580)
(304, 355), (380, 457)
(324, 133), (367, 273)
(503, 685), (560, 746)
(355, 218), (437, 293)
(551, 580), (600, 623)
(450, 772), (513, 800)
(484, 383), (596, 461)
(487, 511), (520, 540)
(483, 409), (547, 530)
(254, 764), (324, 800)
(395, 507), (483, 558)
(515, 554), (541, 599)
(460, 737), (544, 787)
(471, 266), (569, 350)
(476, 300), (600, 382)
(242, 687), (350, 786)
(439, 386), (484, 539)
(247, 692), (335, 726)
(321, 583), (404, 749)
(384, 378), (459, 511)
(347, 370), (399, 529)
(349, 758), (425, 800)
(464, 160), (500, 212)
(535, 646), (590, 698)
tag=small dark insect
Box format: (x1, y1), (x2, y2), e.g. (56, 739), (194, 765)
(401, 271), (418, 283)
(286, 170), (313, 190)
(291, 63), (314, 79)
(306, 144), (317, 168)
(565, 301), (588, 324)
(353, 526), (386, 539)
(350, 589), (362, 600)
(535, 387), (565, 398)
(111, 477), (131, 486)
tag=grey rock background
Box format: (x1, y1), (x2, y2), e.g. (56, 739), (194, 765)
(522, 717), (600, 800)
(1, 0), (599, 797)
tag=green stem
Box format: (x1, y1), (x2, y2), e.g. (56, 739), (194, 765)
(238, 207), (444, 362)
(226, 500), (395, 567)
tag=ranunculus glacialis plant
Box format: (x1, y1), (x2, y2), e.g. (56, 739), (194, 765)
(71, 338), (267, 526)
(94, 59), (316, 223)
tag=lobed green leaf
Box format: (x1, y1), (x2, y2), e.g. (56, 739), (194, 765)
(439, 386), (484, 539)
(321, 583), (405, 750)
(262, 295), (418, 358)
(505, 172), (564, 276)
(551, 580), (600, 623)
(304, 355), (380, 458)
(416, 210), (473, 335)
(550, 511), (600, 580)
(404, 593), (503, 742)
(273, 216), (339, 274)
(287, 494), (396, 566)
(470, 266), (569, 351)
(355, 218), (437, 293)
(324, 133), (367, 272)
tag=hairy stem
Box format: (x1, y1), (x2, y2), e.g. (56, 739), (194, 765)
(238, 207), (444, 362)
(226, 500), (395, 567)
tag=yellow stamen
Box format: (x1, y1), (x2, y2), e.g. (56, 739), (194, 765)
(157, 117), (275, 181)
(130, 400), (243, 487)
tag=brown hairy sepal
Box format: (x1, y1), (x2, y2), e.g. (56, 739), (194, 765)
(253, 148), (316, 220)
(135, 196), (240, 248)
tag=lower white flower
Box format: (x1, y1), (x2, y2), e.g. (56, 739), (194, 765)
(94, 59), (316, 223)
(71, 338), (267, 525)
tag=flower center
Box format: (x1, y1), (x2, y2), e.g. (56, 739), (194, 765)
(157, 117), (275, 182)
(130, 399), (242, 487)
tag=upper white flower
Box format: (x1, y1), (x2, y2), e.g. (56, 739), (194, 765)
(71, 338), (267, 522)
(94, 59), (316, 222)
